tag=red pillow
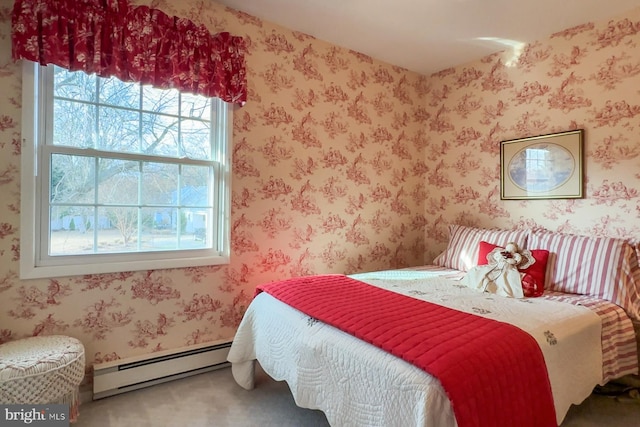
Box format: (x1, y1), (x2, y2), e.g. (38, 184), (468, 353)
(476, 241), (549, 296)
(477, 241), (497, 266)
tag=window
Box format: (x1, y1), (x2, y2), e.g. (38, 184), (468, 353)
(20, 63), (231, 279)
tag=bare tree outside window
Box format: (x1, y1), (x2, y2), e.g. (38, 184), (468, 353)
(48, 66), (215, 256)
(20, 62), (231, 279)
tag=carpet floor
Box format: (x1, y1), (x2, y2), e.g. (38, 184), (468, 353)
(75, 365), (640, 426)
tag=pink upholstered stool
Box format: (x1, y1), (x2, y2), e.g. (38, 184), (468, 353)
(0, 335), (85, 422)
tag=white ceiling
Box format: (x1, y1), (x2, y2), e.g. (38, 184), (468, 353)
(216, 0), (640, 75)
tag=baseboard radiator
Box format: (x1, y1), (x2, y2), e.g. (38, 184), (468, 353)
(93, 340), (232, 400)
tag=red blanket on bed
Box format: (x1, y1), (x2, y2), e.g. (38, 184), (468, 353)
(257, 274), (557, 427)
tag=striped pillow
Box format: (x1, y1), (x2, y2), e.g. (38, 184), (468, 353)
(529, 230), (640, 321)
(433, 224), (528, 272)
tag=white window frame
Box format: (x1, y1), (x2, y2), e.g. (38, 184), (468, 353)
(20, 62), (232, 279)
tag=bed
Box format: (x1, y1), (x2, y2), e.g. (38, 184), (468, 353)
(227, 225), (640, 427)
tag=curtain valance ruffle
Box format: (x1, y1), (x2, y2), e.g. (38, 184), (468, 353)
(11, 0), (247, 106)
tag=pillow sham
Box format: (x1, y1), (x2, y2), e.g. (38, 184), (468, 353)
(477, 241), (549, 296)
(433, 224), (528, 272)
(528, 230), (640, 321)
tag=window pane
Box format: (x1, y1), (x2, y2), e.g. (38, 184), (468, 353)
(51, 154), (95, 204)
(181, 118), (211, 160)
(137, 208), (211, 251)
(141, 162), (178, 205)
(142, 112), (179, 157)
(98, 106), (140, 153)
(141, 207), (177, 251)
(184, 209), (210, 249)
(181, 93), (211, 120)
(143, 86), (180, 115)
(97, 159), (140, 204)
(99, 76), (140, 109)
(150, 207), (172, 231)
(181, 165), (210, 207)
(50, 206), (95, 255)
(98, 206), (139, 253)
(53, 66), (96, 102)
(53, 100), (96, 148)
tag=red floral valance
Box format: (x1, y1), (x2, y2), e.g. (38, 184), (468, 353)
(11, 0), (247, 106)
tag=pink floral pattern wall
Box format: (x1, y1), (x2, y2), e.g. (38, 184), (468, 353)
(422, 7), (640, 261)
(0, 0), (428, 374)
(1, 0), (639, 381)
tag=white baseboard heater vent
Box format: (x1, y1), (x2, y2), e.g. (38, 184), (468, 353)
(93, 340), (232, 400)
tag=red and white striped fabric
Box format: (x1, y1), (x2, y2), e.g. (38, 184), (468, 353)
(529, 230), (640, 322)
(542, 291), (638, 382)
(433, 224), (528, 272)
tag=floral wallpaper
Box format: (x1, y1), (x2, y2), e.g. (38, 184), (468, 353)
(0, 0), (428, 377)
(0, 0), (639, 387)
(422, 7), (640, 260)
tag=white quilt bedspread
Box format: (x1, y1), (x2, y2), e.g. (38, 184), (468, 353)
(227, 269), (603, 427)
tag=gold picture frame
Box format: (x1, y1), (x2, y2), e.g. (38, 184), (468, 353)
(500, 129), (584, 200)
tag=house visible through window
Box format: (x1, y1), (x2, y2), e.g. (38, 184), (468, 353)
(20, 63), (231, 279)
